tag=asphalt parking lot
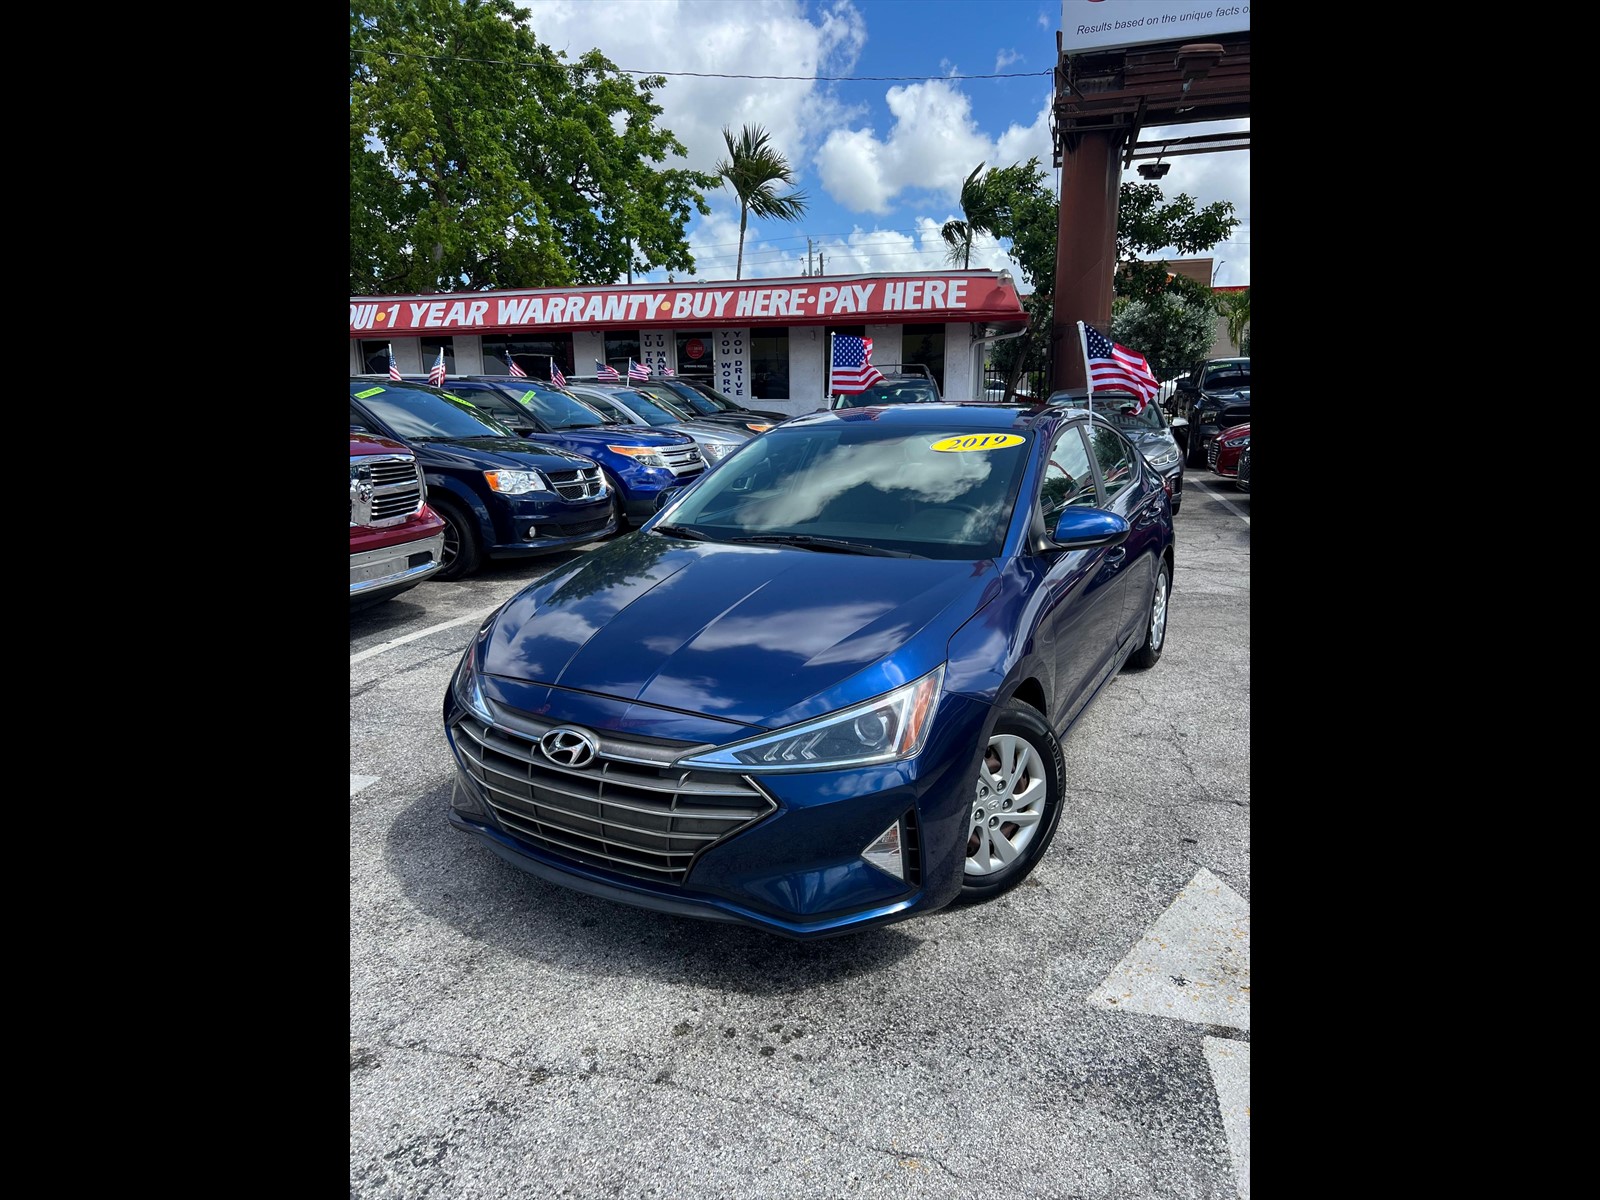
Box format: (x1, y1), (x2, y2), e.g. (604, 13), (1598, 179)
(350, 472), (1250, 1199)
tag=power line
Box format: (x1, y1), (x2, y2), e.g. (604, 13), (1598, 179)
(351, 47), (1050, 82)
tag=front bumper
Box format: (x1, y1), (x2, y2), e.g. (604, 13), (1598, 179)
(442, 684), (987, 938)
(350, 528), (445, 601)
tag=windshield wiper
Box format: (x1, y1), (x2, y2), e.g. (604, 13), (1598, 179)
(652, 523), (713, 541)
(728, 534), (914, 557)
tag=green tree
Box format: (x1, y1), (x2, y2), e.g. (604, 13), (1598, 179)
(1216, 286), (1250, 354)
(940, 162), (1006, 269)
(974, 164), (1237, 392)
(1109, 292), (1217, 383)
(714, 124), (809, 280)
(350, 0), (718, 292)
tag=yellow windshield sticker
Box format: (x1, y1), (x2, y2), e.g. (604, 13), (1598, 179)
(930, 433), (1024, 452)
(354, 386), (385, 399)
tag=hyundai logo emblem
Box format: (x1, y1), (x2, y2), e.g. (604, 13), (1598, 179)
(539, 727), (599, 768)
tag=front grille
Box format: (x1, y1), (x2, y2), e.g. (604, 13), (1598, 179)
(352, 453), (424, 527)
(661, 444), (707, 476)
(1217, 405), (1250, 427)
(547, 464), (606, 502)
(452, 713), (775, 884)
(1207, 440), (1220, 469)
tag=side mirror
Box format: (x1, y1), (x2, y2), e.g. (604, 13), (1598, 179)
(1051, 508), (1130, 549)
(1176, 379), (1198, 393)
(1170, 416), (1188, 429)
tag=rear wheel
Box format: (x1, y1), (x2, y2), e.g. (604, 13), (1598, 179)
(1125, 561), (1170, 670)
(430, 498), (480, 581)
(957, 700), (1065, 902)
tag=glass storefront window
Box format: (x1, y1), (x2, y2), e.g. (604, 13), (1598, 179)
(483, 335), (573, 380)
(749, 328), (789, 399)
(603, 331), (641, 377)
(359, 339), (396, 375)
(902, 323), (944, 393)
(420, 336), (456, 377)
(675, 331), (715, 384)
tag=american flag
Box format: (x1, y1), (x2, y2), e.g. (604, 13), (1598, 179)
(628, 358), (651, 381)
(662, 366), (676, 377)
(1082, 324), (1159, 412)
(387, 345), (401, 381)
(595, 360), (621, 381)
(550, 363), (567, 388)
(428, 347), (448, 387)
(506, 353), (527, 378)
(830, 335), (885, 393)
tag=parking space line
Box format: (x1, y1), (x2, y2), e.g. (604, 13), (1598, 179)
(1185, 478), (1250, 524)
(351, 612), (485, 664)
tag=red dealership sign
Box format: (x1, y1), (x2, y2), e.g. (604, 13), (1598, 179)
(351, 272), (1026, 337)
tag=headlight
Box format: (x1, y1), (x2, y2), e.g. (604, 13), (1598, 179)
(451, 642), (494, 723)
(700, 441), (734, 461)
(483, 469), (548, 494)
(1223, 434), (1251, 448)
(607, 444), (667, 468)
(677, 665), (945, 772)
(1144, 443), (1180, 469)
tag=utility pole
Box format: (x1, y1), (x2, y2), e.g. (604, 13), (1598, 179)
(818, 249), (825, 276)
(805, 238), (814, 277)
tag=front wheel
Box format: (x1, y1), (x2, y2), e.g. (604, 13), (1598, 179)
(957, 700), (1066, 903)
(431, 498), (481, 581)
(1125, 561), (1170, 670)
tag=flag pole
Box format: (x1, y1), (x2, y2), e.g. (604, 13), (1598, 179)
(1076, 321), (1093, 424)
(827, 333), (835, 401)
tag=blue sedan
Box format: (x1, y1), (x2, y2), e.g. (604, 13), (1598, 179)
(444, 401), (1175, 939)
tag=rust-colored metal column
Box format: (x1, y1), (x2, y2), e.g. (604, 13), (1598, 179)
(1051, 129), (1125, 392)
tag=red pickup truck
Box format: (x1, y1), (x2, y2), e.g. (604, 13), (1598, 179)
(350, 432), (446, 610)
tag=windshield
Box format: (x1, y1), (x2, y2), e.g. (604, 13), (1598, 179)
(1201, 365), (1250, 390)
(496, 382), (608, 430)
(1047, 394), (1166, 432)
(650, 379), (721, 416)
(656, 420), (1029, 561)
(582, 387), (682, 427)
(835, 379), (941, 408)
(351, 382), (516, 440)
(627, 386), (699, 423)
(686, 382), (742, 411)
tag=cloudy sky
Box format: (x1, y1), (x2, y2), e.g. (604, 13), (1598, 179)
(518, 0), (1250, 292)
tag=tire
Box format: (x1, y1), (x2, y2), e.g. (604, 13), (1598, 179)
(957, 699), (1066, 903)
(605, 473), (630, 532)
(1235, 448), (1250, 493)
(1186, 434), (1206, 468)
(1125, 560), (1170, 670)
(431, 497), (481, 581)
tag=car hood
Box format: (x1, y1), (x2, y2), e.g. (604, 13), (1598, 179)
(1122, 428), (1177, 449)
(1201, 387), (1250, 402)
(550, 425), (693, 447)
(414, 436), (597, 470)
(481, 538), (994, 728)
(670, 420), (750, 443)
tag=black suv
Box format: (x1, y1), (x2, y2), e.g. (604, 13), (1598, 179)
(828, 363), (942, 409)
(1171, 358), (1250, 467)
(349, 378), (615, 579)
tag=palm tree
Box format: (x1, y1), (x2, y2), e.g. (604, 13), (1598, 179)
(940, 162), (997, 269)
(1216, 286), (1251, 354)
(715, 125), (809, 280)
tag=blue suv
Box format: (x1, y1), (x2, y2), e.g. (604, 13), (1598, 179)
(393, 375), (706, 528)
(350, 378), (615, 579)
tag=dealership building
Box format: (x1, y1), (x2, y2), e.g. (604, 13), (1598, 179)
(350, 270), (1030, 418)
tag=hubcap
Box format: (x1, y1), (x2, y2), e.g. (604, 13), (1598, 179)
(440, 520), (460, 569)
(1149, 572), (1168, 651)
(966, 733), (1047, 876)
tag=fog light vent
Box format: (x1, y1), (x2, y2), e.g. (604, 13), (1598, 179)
(861, 818), (905, 880)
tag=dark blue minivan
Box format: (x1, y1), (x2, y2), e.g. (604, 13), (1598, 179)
(350, 378), (616, 580)
(391, 375), (707, 528)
